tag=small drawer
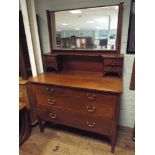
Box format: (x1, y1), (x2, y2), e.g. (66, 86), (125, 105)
(104, 59), (122, 66)
(44, 61), (58, 68)
(104, 66), (122, 72)
(44, 56), (57, 63)
(37, 106), (112, 136)
(34, 84), (70, 97)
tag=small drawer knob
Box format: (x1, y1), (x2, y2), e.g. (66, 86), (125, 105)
(49, 113), (56, 119)
(86, 121), (96, 128)
(45, 87), (55, 94)
(47, 99), (56, 105)
(86, 93), (96, 100)
(50, 88), (55, 92)
(86, 105), (96, 113)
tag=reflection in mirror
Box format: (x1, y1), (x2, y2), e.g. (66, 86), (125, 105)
(52, 6), (119, 50)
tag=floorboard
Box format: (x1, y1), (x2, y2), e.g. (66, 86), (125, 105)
(20, 124), (135, 155)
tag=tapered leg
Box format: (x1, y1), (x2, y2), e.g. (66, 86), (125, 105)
(38, 119), (44, 133)
(111, 136), (116, 153)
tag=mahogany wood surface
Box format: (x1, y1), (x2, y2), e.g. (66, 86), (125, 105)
(102, 55), (124, 77)
(19, 90), (30, 146)
(19, 107), (30, 146)
(42, 53), (124, 75)
(116, 3), (124, 54)
(29, 71), (123, 153)
(35, 85), (115, 119)
(46, 10), (53, 50)
(37, 106), (112, 136)
(29, 72), (123, 93)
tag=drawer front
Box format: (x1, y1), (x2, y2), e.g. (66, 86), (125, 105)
(44, 56), (57, 63)
(104, 59), (122, 66)
(37, 106), (112, 136)
(70, 90), (115, 119)
(70, 89), (114, 105)
(44, 61), (58, 68)
(35, 88), (115, 119)
(104, 66), (122, 72)
(34, 84), (70, 97)
(36, 95), (114, 119)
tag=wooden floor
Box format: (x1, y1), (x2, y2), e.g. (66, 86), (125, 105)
(20, 123), (135, 155)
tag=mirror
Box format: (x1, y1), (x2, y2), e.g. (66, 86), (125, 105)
(47, 4), (123, 52)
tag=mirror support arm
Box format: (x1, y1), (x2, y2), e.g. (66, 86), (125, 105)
(46, 10), (53, 51)
(116, 2), (124, 54)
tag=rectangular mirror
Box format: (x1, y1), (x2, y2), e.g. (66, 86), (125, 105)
(55, 6), (118, 50)
(47, 3), (123, 53)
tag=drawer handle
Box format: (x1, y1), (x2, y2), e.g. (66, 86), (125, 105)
(48, 99), (56, 105)
(86, 105), (96, 113)
(87, 93), (96, 100)
(46, 87), (50, 91)
(50, 88), (55, 92)
(86, 121), (96, 128)
(49, 113), (56, 119)
(45, 88), (50, 94)
(46, 88), (55, 92)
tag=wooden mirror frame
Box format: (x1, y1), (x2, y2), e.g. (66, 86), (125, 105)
(46, 2), (123, 55)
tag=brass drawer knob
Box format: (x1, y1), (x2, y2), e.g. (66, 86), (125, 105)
(86, 121), (96, 128)
(86, 105), (96, 113)
(50, 88), (55, 92)
(87, 93), (96, 100)
(46, 87), (50, 91)
(45, 87), (51, 94)
(49, 113), (56, 119)
(48, 99), (56, 105)
(46, 87), (55, 92)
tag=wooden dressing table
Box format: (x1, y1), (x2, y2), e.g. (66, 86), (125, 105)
(28, 53), (123, 153)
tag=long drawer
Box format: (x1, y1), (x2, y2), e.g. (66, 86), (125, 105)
(37, 106), (112, 136)
(36, 94), (115, 119)
(34, 84), (115, 119)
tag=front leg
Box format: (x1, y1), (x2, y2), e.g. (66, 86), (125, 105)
(38, 119), (44, 133)
(111, 136), (116, 153)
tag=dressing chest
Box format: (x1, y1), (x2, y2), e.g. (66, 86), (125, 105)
(28, 53), (123, 153)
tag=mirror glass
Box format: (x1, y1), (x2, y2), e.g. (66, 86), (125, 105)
(53, 5), (119, 50)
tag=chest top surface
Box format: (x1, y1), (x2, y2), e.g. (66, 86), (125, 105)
(28, 71), (123, 94)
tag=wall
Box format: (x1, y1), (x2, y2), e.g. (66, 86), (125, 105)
(59, 30), (117, 39)
(34, 0), (135, 128)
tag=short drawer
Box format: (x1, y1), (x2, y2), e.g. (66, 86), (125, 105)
(44, 61), (58, 68)
(34, 84), (70, 97)
(37, 106), (112, 136)
(44, 56), (57, 63)
(70, 89), (114, 105)
(104, 66), (122, 72)
(104, 59), (122, 66)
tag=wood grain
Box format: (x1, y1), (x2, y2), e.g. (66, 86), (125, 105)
(28, 72), (123, 94)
